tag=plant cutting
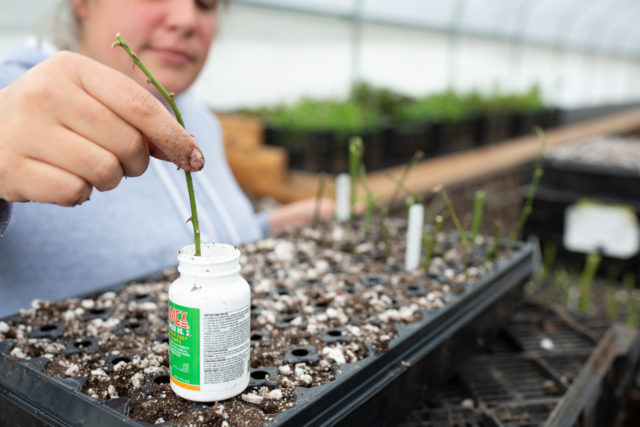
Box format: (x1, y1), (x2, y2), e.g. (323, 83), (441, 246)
(112, 34), (202, 256)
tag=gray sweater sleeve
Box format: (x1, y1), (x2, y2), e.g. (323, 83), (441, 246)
(0, 199), (10, 237)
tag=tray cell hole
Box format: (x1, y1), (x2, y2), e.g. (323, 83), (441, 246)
(251, 370), (268, 380)
(124, 320), (141, 329)
(153, 375), (170, 385)
(328, 330), (343, 337)
(292, 348), (309, 357)
(73, 339), (93, 349)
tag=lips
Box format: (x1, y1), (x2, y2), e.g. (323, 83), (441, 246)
(148, 46), (196, 65)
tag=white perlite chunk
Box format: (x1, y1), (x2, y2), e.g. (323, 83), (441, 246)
(273, 241), (295, 262)
(103, 318), (120, 329)
(139, 301), (158, 311)
(65, 364), (80, 377)
(152, 342), (168, 355)
(266, 389), (283, 400)
(0, 321), (10, 334)
(298, 374), (313, 386)
(461, 398), (474, 408)
(10, 347), (26, 359)
(540, 337), (555, 351)
(107, 384), (119, 399)
(322, 346), (347, 365)
(241, 393), (264, 404)
(131, 372), (144, 389)
(155, 418), (165, 425)
(91, 368), (108, 378)
(81, 299), (95, 309)
(278, 365), (292, 376)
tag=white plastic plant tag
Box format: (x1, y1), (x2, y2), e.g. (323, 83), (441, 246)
(336, 173), (351, 221)
(405, 204), (424, 271)
(563, 199), (639, 259)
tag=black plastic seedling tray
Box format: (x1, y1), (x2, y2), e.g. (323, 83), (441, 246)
(540, 157), (640, 203)
(0, 242), (535, 426)
(523, 185), (640, 282)
(400, 301), (640, 427)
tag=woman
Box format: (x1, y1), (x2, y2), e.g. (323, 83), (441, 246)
(0, 0), (333, 316)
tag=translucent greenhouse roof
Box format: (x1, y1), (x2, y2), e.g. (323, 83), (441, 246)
(237, 0), (640, 59)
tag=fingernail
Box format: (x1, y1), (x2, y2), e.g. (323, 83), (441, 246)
(189, 148), (205, 171)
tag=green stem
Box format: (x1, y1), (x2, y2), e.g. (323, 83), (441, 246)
(348, 136), (363, 221)
(113, 34), (201, 256)
(484, 219), (502, 265)
(422, 215), (443, 273)
(358, 163), (376, 234)
(386, 150), (424, 213)
(578, 252), (601, 314)
(385, 172), (424, 204)
(507, 126), (547, 251)
(469, 190), (486, 245)
(433, 185), (468, 248)
(312, 173), (327, 228)
(433, 185), (469, 276)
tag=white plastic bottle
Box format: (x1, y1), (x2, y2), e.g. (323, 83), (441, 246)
(168, 243), (251, 402)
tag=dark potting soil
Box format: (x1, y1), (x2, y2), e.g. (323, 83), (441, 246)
(0, 219), (508, 426)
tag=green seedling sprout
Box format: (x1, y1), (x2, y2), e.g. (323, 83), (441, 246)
(605, 284), (619, 321)
(374, 150), (424, 257)
(348, 137), (377, 233)
(113, 34), (202, 256)
(433, 184), (469, 275)
(552, 267), (569, 307)
(312, 173), (327, 228)
(358, 165), (377, 234)
(385, 173), (424, 205)
(484, 219), (502, 265)
(577, 252), (601, 314)
(469, 190), (486, 245)
(348, 136), (363, 221)
(432, 185), (468, 248)
(623, 273), (638, 326)
(385, 150), (424, 214)
(422, 215), (443, 273)
(541, 242), (557, 282)
(507, 126), (547, 251)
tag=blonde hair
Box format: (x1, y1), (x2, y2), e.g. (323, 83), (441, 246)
(36, 0), (79, 50)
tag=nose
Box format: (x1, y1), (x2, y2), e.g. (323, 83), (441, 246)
(164, 0), (198, 37)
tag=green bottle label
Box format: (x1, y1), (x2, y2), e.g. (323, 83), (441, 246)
(168, 300), (200, 389)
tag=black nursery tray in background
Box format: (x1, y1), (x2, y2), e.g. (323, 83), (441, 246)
(0, 225), (536, 426)
(400, 301), (640, 427)
(523, 137), (640, 282)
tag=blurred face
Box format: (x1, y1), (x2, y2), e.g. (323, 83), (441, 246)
(72, 0), (219, 96)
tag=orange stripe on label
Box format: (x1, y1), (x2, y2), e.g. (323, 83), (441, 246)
(170, 375), (200, 391)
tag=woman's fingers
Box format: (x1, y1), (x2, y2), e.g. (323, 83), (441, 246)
(0, 51), (203, 206)
(3, 157), (92, 206)
(68, 53), (205, 171)
(55, 78), (150, 178)
(23, 126), (126, 192)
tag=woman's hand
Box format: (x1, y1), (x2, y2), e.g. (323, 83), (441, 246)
(0, 51), (204, 206)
